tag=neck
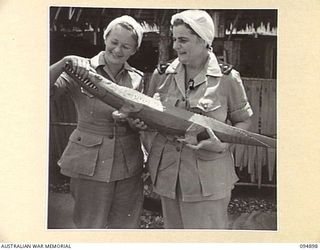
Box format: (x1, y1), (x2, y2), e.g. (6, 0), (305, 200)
(107, 63), (123, 78)
(103, 53), (124, 78)
(185, 51), (209, 80)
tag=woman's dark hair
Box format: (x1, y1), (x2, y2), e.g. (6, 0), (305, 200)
(172, 19), (200, 38)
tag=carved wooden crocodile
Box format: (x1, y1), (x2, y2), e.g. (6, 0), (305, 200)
(64, 62), (276, 148)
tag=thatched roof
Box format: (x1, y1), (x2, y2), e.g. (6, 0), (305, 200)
(50, 7), (277, 36)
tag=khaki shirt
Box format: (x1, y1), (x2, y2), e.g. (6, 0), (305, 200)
(54, 52), (144, 182)
(145, 52), (253, 201)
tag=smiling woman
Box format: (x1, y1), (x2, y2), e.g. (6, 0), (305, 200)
(103, 20), (142, 75)
(49, 15), (146, 229)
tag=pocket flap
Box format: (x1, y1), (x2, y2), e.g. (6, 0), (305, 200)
(195, 149), (227, 161)
(69, 130), (103, 147)
(194, 97), (221, 112)
(157, 92), (180, 106)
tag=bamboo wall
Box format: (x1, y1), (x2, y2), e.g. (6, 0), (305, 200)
(233, 77), (277, 187)
(49, 76), (277, 188)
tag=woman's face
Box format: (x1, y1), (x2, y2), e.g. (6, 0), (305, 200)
(104, 24), (137, 66)
(172, 24), (207, 65)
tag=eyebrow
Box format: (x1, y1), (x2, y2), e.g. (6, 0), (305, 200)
(173, 36), (189, 40)
(110, 38), (134, 46)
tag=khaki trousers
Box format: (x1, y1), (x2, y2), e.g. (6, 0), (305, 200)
(160, 194), (231, 229)
(70, 174), (143, 229)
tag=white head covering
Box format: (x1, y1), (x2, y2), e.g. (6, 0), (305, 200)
(103, 15), (144, 48)
(171, 10), (215, 46)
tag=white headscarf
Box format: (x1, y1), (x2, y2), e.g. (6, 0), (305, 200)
(171, 10), (215, 46)
(103, 15), (144, 48)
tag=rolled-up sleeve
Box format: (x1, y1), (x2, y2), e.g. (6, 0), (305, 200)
(226, 70), (253, 123)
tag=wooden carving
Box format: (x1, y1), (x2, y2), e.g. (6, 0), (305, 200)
(64, 62), (276, 148)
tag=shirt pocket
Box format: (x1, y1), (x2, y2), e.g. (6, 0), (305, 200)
(195, 149), (228, 161)
(196, 152), (237, 196)
(58, 129), (103, 176)
(157, 144), (178, 173)
(194, 96), (222, 113)
(190, 95), (227, 122)
(155, 92), (180, 107)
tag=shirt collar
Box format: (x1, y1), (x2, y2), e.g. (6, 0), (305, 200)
(89, 51), (106, 69)
(165, 52), (222, 78)
(206, 52), (223, 77)
(89, 51), (134, 72)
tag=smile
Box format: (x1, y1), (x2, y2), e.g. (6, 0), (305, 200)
(112, 54), (123, 58)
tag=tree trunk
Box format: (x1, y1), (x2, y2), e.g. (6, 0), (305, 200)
(158, 11), (172, 64)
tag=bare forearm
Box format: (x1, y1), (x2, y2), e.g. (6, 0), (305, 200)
(233, 118), (252, 131)
(219, 118), (252, 151)
(50, 57), (67, 85)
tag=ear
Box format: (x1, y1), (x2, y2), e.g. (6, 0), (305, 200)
(130, 47), (137, 56)
(197, 37), (207, 47)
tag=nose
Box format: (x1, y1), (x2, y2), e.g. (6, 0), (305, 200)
(173, 40), (180, 51)
(114, 45), (122, 54)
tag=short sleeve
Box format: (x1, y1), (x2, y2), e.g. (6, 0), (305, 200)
(226, 70), (253, 124)
(144, 69), (166, 97)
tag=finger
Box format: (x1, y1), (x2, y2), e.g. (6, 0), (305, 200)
(78, 59), (87, 77)
(184, 142), (202, 150)
(112, 110), (128, 120)
(137, 120), (145, 127)
(82, 61), (90, 79)
(133, 119), (146, 127)
(176, 138), (187, 144)
(138, 122), (147, 129)
(140, 124), (148, 130)
(206, 128), (219, 141)
(86, 61), (90, 72)
(89, 65), (97, 73)
(132, 118), (141, 124)
(74, 58), (81, 76)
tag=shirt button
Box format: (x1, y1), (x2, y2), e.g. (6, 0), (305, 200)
(77, 137), (81, 141)
(176, 146), (181, 152)
(108, 135), (114, 139)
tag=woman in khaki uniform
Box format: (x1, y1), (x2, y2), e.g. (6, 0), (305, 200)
(49, 16), (146, 229)
(144, 10), (253, 229)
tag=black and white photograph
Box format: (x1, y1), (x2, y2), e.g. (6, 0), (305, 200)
(1, 0), (320, 246)
(48, 7), (277, 230)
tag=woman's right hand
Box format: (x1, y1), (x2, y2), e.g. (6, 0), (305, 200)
(63, 55), (96, 79)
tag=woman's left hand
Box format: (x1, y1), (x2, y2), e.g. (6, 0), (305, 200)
(182, 128), (229, 153)
(127, 118), (148, 131)
(112, 110), (148, 130)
